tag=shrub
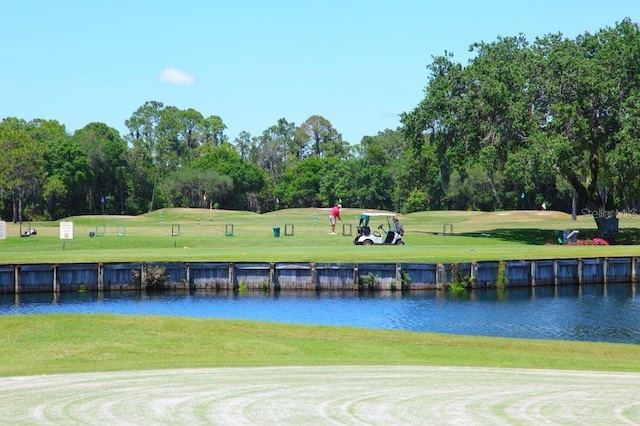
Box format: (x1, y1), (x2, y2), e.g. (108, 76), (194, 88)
(445, 263), (475, 292)
(495, 261), (509, 290)
(358, 272), (378, 290)
(402, 189), (430, 214)
(142, 266), (168, 291)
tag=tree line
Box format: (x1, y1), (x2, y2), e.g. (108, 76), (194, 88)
(1, 18), (638, 232)
(401, 18), (640, 234)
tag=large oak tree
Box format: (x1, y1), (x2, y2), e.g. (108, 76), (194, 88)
(402, 18), (640, 235)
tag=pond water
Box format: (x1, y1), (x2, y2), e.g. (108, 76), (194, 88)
(1, 283), (639, 344)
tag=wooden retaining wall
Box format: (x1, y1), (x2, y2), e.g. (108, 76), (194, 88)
(0, 257), (637, 294)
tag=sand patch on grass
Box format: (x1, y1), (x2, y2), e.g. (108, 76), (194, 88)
(1, 366), (639, 424)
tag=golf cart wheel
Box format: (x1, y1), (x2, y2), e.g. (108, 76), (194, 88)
(362, 239), (373, 245)
(395, 241), (405, 245)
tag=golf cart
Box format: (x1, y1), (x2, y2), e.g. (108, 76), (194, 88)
(353, 213), (404, 245)
(22, 226), (37, 237)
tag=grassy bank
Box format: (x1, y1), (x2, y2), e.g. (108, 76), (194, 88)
(2, 209), (639, 379)
(1, 314), (639, 377)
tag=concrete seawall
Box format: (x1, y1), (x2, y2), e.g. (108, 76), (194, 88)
(0, 257), (636, 293)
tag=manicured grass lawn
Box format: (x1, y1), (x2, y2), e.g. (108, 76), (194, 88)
(1, 314), (639, 377)
(2, 208), (640, 263)
(2, 208), (640, 378)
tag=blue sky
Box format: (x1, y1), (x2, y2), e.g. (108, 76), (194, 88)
(1, 1), (637, 144)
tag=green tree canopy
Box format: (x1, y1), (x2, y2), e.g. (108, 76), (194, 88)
(295, 115), (350, 159)
(192, 143), (267, 209)
(0, 123), (47, 225)
(402, 18), (640, 234)
(45, 137), (93, 217)
(162, 168), (233, 208)
(73, 122), (128, 214)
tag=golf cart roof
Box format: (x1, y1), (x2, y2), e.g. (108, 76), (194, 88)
(360, 212), (400, 217)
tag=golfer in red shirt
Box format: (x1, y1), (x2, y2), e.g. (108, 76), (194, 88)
(329, 204), (342, 234)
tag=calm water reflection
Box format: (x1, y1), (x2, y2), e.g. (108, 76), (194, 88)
(1, 283), (639, 344)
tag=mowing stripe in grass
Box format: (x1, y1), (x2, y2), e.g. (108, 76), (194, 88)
(1, 366), (639, 424)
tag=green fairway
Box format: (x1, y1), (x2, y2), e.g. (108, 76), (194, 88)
(2, 209), (640, 380)
(1, 314), (639, 377)
(2, 210), (640, 423)
(2, 208), (640, 263)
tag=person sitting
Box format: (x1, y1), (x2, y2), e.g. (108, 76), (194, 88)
(392, 216), (404, 235)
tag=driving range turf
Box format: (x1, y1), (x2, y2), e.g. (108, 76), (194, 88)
(2, 208), (640, 423)
(3, 207), (640, 263)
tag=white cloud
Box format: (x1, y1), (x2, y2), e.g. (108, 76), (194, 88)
(158, 68), (196, 86)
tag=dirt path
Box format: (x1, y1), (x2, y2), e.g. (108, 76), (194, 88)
(1, 366), (639, 425)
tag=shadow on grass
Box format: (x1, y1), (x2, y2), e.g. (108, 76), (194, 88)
(456, 228), (640, 245)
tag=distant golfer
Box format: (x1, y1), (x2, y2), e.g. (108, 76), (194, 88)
(329, 204), (342, 234)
